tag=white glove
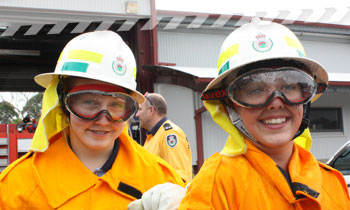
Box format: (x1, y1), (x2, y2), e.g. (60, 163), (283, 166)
(128, 182), (186, 210)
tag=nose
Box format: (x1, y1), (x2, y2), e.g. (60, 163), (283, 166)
(266, 96), (285, 110)
(94, 111), (113, 124)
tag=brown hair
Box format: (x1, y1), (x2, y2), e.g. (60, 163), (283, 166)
(146, 93), (167, 116)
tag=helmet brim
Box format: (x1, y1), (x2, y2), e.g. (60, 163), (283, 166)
(34, 72), (145, 104)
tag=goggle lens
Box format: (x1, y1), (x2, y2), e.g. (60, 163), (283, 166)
(65, 90), (138, 122)
(227, 68), (317, 108)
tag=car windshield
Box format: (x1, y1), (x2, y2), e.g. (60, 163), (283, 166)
(333, 147), (350, 175)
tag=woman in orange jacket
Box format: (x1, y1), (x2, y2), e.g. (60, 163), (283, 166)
(178, 18), (350, 210)
(129, 18), (350, 210)
(0, 31), (184, 209)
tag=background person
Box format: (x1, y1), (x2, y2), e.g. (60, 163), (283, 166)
(0, 30), (184, 209)
(136, 93), (192, 183)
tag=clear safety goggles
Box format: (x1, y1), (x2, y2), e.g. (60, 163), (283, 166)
(65, 90), (138, 122)
(201, 67), (328, 108)
(227, 67), (317, 108)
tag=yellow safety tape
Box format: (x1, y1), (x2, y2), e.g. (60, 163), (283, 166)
(217, 44), (239, 70)
(59, 49), (103, 64)
(284, 36), (305, 54)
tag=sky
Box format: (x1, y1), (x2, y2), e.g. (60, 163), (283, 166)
(156, 0), (350, 25)
(0, 92), (37, 115)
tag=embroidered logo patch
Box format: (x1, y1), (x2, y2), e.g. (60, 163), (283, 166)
(166, 134), (178, 148)
(252, 33), (273, 52)
(112, 56), (127, 76)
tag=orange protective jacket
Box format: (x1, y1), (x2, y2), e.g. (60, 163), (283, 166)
(0, 132), (185, 209)
(144, 119), (192, 183)
(179, 139), (350, 210)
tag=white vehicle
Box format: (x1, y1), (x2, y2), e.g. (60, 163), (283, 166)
(327, 140), (350, 191)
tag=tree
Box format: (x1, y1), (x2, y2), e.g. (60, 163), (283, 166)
(0, 101), (19, 123)
(22, 93), (43, 120)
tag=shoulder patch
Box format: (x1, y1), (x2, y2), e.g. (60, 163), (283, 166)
(163, 123), (173, 131)
(166, 134), (178, 148)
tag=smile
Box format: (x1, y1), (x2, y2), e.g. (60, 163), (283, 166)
(263, 118), (286, 125)
(91, 130), (109, 135)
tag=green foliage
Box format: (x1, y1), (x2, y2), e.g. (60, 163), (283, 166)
(0, 101), (19, 123)
(22, 93), (43, 120)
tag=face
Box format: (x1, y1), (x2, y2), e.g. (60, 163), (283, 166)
(135, 101), (152, 130)
(67, 77), (126, 153)
(235, 96), (304, 152)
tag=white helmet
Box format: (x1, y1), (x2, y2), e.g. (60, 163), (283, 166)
(35, 30), (145, 104)
(206, 18), (328, 102)
(203, 18), (329, 142)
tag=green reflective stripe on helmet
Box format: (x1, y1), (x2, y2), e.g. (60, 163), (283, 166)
(64, 49), (104, 64)
(284, 36), (305, 55)
(218, 61), (230, 75)
(62, 62), (88, 73)
(217, 44), (239, 71)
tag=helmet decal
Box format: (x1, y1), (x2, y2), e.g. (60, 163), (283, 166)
(62, 62), (88, 73)
(133, 67), (137, 79)
(252, 33), (273, 52)
(217, 43), (239, 72)
(62, 49), (103, 64)
(112, 56), (127, 76)
(218, 61), (230, 76)
(284, 36), (306, 56)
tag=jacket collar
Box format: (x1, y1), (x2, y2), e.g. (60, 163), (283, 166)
(32, 134), (100, 208)
(32, 132), (150, 208)
(244, 139), (322, 203)
(147, 117), (167, 136)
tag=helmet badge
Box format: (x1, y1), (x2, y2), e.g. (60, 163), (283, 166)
(112, 56), (127, 76)
(252, 33), (273, 52)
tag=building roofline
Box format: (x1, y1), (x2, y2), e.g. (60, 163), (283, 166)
(157, 9), (350, 30)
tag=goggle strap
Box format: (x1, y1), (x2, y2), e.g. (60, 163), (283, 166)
(293, 102), (311, 139)
(201, 88), (227, 100)
(69, 84), (127, 93)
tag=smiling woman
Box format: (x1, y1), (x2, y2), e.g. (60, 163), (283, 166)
(0, 30), (185, 209)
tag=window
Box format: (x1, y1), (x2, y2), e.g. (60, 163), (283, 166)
(333, 148), (350, 175)
(309, 108), (343, 132)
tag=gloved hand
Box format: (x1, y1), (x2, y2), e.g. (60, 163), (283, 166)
(128, 182), (186, 210)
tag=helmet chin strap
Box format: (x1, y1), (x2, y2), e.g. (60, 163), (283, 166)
(225, 102), (311, 144)
(226, 105), (259, 143)
(293, 102), (310, 139)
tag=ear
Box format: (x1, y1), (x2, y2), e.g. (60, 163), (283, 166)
(149, 105), (156, 115)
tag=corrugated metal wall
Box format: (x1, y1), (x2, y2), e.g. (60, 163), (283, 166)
(158, 31), (225, 68)
(301, 38), (350, 73)
(154, 83), (198, 165)
(158, 30), (350, 74)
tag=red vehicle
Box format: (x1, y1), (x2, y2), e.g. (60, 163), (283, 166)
(0, 124), (34, 172)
